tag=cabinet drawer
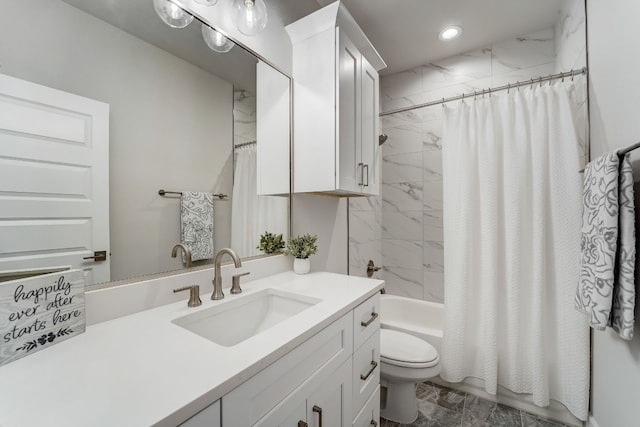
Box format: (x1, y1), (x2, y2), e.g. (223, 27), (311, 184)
(353, 385), (380, 427)
(353, 293), (380, 350)
(352, 330), (380, 416)
(223, 313), (353, 426)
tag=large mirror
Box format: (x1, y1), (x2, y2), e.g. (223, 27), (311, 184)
(0, 0), (290, 287)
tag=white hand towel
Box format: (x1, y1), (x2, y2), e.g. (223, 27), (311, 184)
(180, 191), (214, 262)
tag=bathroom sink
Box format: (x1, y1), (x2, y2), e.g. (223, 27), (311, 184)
(172, 288), (321, 346)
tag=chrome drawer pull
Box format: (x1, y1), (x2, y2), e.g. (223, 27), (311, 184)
(360, 360), (378, 380)
(360, 312), (378, 327)
(363, 164), (369, 187)
(312, 405), (323, 427)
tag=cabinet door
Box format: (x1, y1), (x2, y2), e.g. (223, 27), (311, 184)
(254, 398), (307, 427)
(352, 386), (380, 427)
(256, 61), (290, 196)
(336, 29), (361, 193)
(224, 314), (353, 426)
(360, 57), (379, 195)
(307, 359), (353, 427)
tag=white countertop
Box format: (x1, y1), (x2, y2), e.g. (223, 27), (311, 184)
(0, 271), (383, 427)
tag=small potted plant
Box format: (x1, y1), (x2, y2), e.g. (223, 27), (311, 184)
(256, 231), (285, 255)
(285, 233), (318, 274)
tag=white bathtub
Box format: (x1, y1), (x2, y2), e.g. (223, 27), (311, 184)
(379, 294), (443, 354)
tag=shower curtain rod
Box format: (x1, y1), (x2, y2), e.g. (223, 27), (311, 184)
(578, 141), (640, 173)
(234, 140), (256, 149)
(380, 67), (587, 117)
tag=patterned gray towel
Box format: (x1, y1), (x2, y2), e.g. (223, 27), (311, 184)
(611, 154), (636, 339)
(180, 192), (214, 262)
(575, 153), (636, 339)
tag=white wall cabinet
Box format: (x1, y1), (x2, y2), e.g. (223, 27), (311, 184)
(286, 2), (385, 197)
(256, 61), (290, 196)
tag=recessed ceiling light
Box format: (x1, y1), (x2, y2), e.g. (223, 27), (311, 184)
(438, 25), (462, 41)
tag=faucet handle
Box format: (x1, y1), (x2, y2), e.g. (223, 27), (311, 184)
(173, 285), (202, 307)
(231, 271), (250, 295)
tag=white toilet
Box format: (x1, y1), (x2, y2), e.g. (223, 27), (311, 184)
(379, 328), (441, 424)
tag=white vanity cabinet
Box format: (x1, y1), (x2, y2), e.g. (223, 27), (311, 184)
(179, 400), (221, 427)
(222, 312), (353, 426)
(221, 292), (381, 427)
(286, 2), (385, 196)
(351, 293), (381, 426)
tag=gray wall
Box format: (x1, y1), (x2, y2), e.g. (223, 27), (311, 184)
(0, 0), (234, 282)
(588, 1), (640, 426)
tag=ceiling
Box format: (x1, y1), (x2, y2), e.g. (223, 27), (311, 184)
(299, 0), (570, 75)
(62, 0), (259, 92)
(63, 0), (569, 86)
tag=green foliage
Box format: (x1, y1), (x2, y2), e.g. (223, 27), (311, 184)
(285, 234), (318, 259)
(257, 231), (286, 254)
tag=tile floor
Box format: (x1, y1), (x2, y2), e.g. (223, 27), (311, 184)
(380, 381), (572, 427)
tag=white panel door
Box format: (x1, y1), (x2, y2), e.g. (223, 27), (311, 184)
(0, 73), (110, 285)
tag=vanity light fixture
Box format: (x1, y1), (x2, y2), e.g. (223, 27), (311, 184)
(153, 0), (194, 28)
(201, 24), (235, 53)
(234, 0), (268, 36)
(438, 25), (462, 41)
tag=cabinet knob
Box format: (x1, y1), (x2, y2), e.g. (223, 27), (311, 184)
(298, 421), (308, 427)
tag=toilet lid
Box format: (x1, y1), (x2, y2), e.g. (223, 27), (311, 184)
(380, 329), (439, 368)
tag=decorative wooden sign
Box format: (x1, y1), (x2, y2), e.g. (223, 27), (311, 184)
(0, 269), (85, 366)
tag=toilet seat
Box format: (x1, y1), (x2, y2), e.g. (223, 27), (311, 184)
(380, 329), (439, 368)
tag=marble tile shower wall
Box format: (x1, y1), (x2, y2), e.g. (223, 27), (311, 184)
(233, 89), (256, 146)
(555, 0), (587, 73)
(349, 193), (384, 281)
(351, 28), (562, 301)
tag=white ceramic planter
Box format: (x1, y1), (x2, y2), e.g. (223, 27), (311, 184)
(293, 258), (311, 274)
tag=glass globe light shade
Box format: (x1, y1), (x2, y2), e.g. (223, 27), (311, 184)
(201, 24), (235, 53)
(153, 0), (194, 28)
(234, 0), (268, 36)
(194, 0), (219, 5)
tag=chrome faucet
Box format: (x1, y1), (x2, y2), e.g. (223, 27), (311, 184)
(211, 248), (242, 300)
(171, 244), (192, 268)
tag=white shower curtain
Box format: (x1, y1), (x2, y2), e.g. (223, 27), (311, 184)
(231, 144), (288, 257)
(441, 77), (590, 420)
